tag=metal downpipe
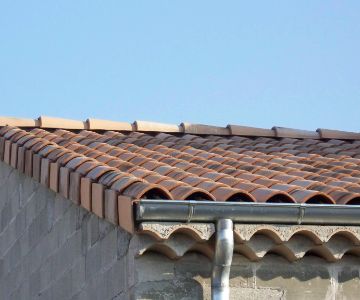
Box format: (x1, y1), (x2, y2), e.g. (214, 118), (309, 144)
(212, 219), (234, 300)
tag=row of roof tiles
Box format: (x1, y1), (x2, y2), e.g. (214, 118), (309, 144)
(1, 116), (360, 140)
(1, 125), (360, 204)
(1, 117), (360, 232)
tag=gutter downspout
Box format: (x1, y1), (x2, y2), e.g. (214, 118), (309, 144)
(212, 219), (234, 300)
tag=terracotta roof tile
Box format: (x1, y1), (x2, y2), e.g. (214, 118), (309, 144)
(181, 123), (230, 135)
(272, 127), (320, 139)
(317, 128), (360, 140)
(170, 185), (214, 200)
(2, 116), (360, 233)
(38, 116), (86, 129)
(0, 117), (38, 127)
(86, 118), (133, 131)
(134, 120), (181, 133)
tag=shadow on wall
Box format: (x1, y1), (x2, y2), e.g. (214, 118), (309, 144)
(137, 251), (360, 286)
(134, 251), (360, 299)
(231, 254), (360, 282)
(132, 251), (208, 300)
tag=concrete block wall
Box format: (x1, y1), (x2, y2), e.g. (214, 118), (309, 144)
(0, 162), (132, 300)
(1, 161), (360, 300)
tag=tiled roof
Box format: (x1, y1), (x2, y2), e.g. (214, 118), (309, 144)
(1, 116), (360, 231)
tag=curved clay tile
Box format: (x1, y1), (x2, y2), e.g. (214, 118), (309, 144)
(97, 172), (124, 187)
(328, 190), (360, 205)
(309, 184), (341, 194)
(142, 173), (165, 184)
(56, 152), (82, 166)
(166, 170), (189, 181)
(84, 150), (103, 159)
(38, 145), (59, 157)
(107, 148), (126, 157)
(94, 143), (113, 153)
(201, 172), (226, 182)
(2, 127), (22, 139)
(141, 161), (164, 171)
(47, 148), (70, 161)
(66, 143), (85, 152)
(232, 181), (262, 193)
(75, 161), (99, 176)
(340, 176), (360, 184)
(206, 164), (230, 173)
(172, 161), (193, 171)
(182, 166), (208, 177)
(196, 181), (226, 193)
(252, 178), (279, 188)
(133, 148), (153, 157)
(16, 134), (37, 147)
(216, 176), (242, 187)
(110, 176), (142, 193)
(250, 188), (295, 203)
(253, 169), (280, 178)
(112, 161), (134, 172)
(128, 156), (150, 166)
(31, 140), (53, 153)
(96, 154), (115, 164)
(85, 165), (116, 181)
(9, 131), (29, 142)
(290, 189), (335, 204)
(157, 157), (178, 166)
(122, 181), (172, 200)
(117, 152), (138, 162)
(235, 173), (263, 182)
(156, 179), (184, 191)
(129, 168), (153, 179)
(181, 176), (207, 187)
(152, 165), (174, 176)
(269, 183), (300, 193)
(211, 187), (255, 202)
(346, 185), (360, 193)
(170, 185), (215, 201)
(22, 137), (43, 149)
(271, 174), (300, 184)
(56, 139), (74, 148)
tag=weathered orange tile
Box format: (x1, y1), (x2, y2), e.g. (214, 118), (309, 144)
(10, 143), (18, 168)
(69, 172), (81, 205)
(59, 167), (70, 198)
(80, 177), (92, 211)
(32, 154), (41, 182)
(104, 189), (118, 225)
(40, 158), (50, 187)
(92, 183), (104, 218)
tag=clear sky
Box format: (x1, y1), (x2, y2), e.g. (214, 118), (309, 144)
(1, 1), (359, 131)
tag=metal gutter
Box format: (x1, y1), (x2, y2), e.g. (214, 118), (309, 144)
(136, 200), (360, 225)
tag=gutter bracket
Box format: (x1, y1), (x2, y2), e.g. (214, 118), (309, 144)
(212, 219), (234, 300)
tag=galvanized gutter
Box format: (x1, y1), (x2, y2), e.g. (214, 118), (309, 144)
(136, 200), (360, 300)
(136, 200), (360, 225)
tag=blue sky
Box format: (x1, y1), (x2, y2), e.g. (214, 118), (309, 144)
(0, 1), (359, 131)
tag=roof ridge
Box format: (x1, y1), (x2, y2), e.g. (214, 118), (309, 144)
(0, 116), (359, 140)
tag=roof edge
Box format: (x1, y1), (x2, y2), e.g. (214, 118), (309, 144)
(0, 116), (359, 140)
